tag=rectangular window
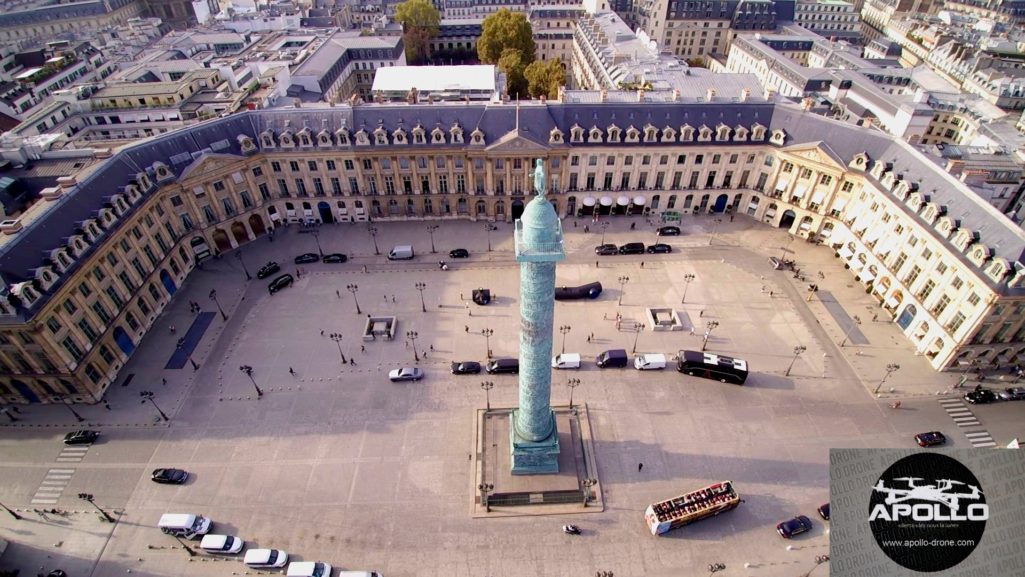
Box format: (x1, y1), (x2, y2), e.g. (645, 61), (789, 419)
(271, 161), (282, 173)
(222, 197), (236, 216)
(331, 178), (342, 195)
(892, 252), (908, 272)
(349, 177), (359, 194)
(438, 175), (449, 194)
(295, 179), (308, 196)
(105, 286), (124, 309)
(677, 154), (687, 164)
(61, 336), (84, 362)
(63, 299), (77, 315)
(363, 159), (373, 170)
(91, 301), (112, 324)
(904, 265), (922, 286)
(344, 159), (354, 171)
(289, 161), (300, 172)
(252, 166), (263, 177)
(212, 181), (225, 192)
(125, 312), (140, 331)
(918, 279), (935, 301)
(384, 176), (395, 195)
(118, 271), (136, 292)
(240, 191), (253, 209)
(46, 317), (62, 334)
(259, 183), (271, 200)
(93, 268), (106, 282)
(78, 283), (92, 298)
(77, 318), (98, 341)
(307, 160), (317, 171)
(933, 294), (950, 317)
(326, 160), (336, 171)
(624, 156), (632, 166)
(313, 178), (325, 196)
(277, 179), (289, 196)
(99, 345), (114, 364)
(967, 292), (980, 306)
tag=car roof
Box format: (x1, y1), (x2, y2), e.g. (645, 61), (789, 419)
(244, 549), (273, 562)
(200, 534), (229, 546)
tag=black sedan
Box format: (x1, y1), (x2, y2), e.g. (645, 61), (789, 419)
(657, 226), (681, 236)
(256, 262), (280, 279)
(817, 503), (830, 521)
(595, 244), (618, 256)
(151, 468), (189, 484)
(451, 361), (482, 375)
(63, 430), (99, 445)
(964, 389), (999, 404)
(322, 253), (347, 263)
(646, 243), (672, 254)
(294, 253), (319, 264)
(449, 248), (470, 258)
(914, 431), (946, 447)
(776, 515), (813, 539)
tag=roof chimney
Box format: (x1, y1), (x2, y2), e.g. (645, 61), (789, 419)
(706, 88), (716, 101)
(740, 88), (751, 102)
(672, 89), (680, 101)
(764, 87), (777, 100)
(637, 89), (645, 102)
(599, 88), (607, 102)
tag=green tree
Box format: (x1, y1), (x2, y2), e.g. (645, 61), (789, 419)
(477, 9), (536, 65)
(498, 48), (528, 99)
(524, 59), (565, 100)
(394, 0), (440, 64)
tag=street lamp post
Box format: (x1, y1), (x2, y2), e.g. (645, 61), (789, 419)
(780, 235), (794, 261)
(426, 224), (438, 253)
(681, 273), (696, 304)
(77, 493), (114, 523)
(480, 381), (494, 411)
(415, 282), (427, 313)
(631, 325), (644, 353)
(481, 328), (494, 359)
(874, 363), (901, 394)
(785, 345), (807, 377)
(567, 378), (580, 408)
(209, 289), (227, 321)
(0, 407), (17, 422)
(582, 477), (597, 507)
(559, 325), (571, 354)
(176, 338), (199, 370)
(0, 501), (22, 520)
(238, 365), (262, 398)
(478, 482), (494, 512)
(329, 333), (346, 364)
(958, 359), (979, 388)
(368, 226), (380, 255)
(618, 275), (630, 306)
(63, 399), (85, 422)
(701, 320), (720, 352)
(139, 390), (168, 421)
(840, 315), (862, 347)
(311, 228), (324, 257)
(173, 533), (196, 557)
(236, 250), (251, 280)
(346, 284), (361, 314)
(599, 221), (610, 245)
(406, 330), (420, 362)
(485, 223), (492, 252)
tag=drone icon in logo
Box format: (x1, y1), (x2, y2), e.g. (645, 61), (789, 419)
(873, 477), (983, 510)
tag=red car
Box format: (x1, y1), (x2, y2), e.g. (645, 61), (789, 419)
(914, 431), (946, 447)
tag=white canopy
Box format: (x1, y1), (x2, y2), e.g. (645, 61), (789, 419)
(583, 197), (596, 206)
(831, 198), (848, 212)
(885, 296), (901, 308)
(792, 184), (808, 198)
(858, 270), (876, 283)
(633, 195), (646, 205)
(600, 196), (613, 206)
(617, 196), (630, 206)
(775, 177), (791, 191)
(838, 246), (855, 259)
(799, 219), (812, 230)
(747, 201), (759, 210)
(811, 190), (827, 204)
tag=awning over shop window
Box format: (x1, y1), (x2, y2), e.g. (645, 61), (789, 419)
(838, 246), (855, 259)
(775, 177), (791, 191)
(885, 296), (901, 308)
(849, 262), (865, 272)
(858, 270), (876, 283)
(600, 196), (613, 206)
(811, 190), (827, 204)
(617, 196), (630, 206)
(583, 197), (596, 206)
(799, 219), (812, 230)
(793, 184), (808, 198)
(765, 208), (777, 217)
(748, 201), (759, 210)
(633, 196), (646, 205)
(831, 198), (848, 212)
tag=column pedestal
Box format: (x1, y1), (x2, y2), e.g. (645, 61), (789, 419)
(510, 409), (560, 475)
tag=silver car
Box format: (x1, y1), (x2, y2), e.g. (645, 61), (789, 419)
(389, 367), (424, 382)
(999, 386), (1025, 401)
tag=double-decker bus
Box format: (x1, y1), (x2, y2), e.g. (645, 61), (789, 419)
(644, 481), (741, 535)
(676, 350), (749, 384)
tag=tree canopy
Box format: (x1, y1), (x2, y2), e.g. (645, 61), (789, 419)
(394, 0), (440, 64)
(524, 59), (566, 100)
(498, 48), (528, 100)
(477, 9), (536, 66)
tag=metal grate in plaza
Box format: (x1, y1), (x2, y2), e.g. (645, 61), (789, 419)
(938, 398), (981, 427)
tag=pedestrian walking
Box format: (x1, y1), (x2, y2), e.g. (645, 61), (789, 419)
(465, 325), (470, 333)
(729, 214), (734, 222)
(872, 313), (878, 322)
(10, 406), (20, 414)
(423, 351), (428, 359)
(336, 290), (341, 298)
(103, 401), (111, 411)
(391, 295), (396, 303)
(429, 344), (434, 351)
(363, 265), (368, 273)
(587, 335), (591, 343)
(361, 345), (366, 352)
(169, 324), (176, 334)
(595, 260), (599, 268)
(689, 327), (695, 335)
(769, 291), (773, 297)
(699, 310), (704, 317)
(638, 463), (644, 472)
(320, 330), (325, 336)
(289, 367), (296, 376)
(161, 377), (167, 386)
(603, 313), (608, 320)
(590, 332), (594, 340)
(640, 262), (645, 268)
(384, 294), (388, 301)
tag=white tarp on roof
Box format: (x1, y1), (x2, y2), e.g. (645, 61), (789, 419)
(371, 65), (497, 94)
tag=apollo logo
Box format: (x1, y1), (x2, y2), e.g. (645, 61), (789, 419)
(868, 453), (986, 572)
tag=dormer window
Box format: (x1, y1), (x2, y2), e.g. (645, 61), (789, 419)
(412, 126), (426, 144)
(952, 229), (974, 251)
(734, 126), (749, 141)
(715, 124), (731, 141)
(625, 126), (639, 143)
(549, 128), (564, 144)
(355, 129), (369, 146)
(336, 128), (350, 145)
(431, 128), (445, 143)
(607, 125), (621, 142)
(987, 258), (1010, 282)
(392, 128), (407, 144)
(661, 126), (676, 142)
(588, 127), (603, 143)
(374, 128), (388, 145)
(570, 124), (584, 143)
(697, 125), (712, 142)
(470, 128), (484, 144)
(643, 124), (658, 142)
(317, 130), (332, 146)
(450, 124), (464, 143)
(751, 124), (766, 141)
(297, 130), (312, 147)
(680, 124), (695, 141)
(769, 129), (787, 145)
(260, 130), (275, 148)
(279, 131), (294, 147)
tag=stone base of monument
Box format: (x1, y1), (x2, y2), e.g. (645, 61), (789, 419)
(509, 408), (560, 475)
(471, 405), (603, 518)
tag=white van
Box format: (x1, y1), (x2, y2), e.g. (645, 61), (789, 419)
(199, 534), (244, 554)
(158, 513), (212, 539)
(387, 245), (414, 260)
(286, 561), (333, 577)
(634, 353), (667, 370)
(551, 353), (581, 369)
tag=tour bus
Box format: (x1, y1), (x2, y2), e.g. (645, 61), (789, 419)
(676, 350), (749, 384)
(644, 481), (741, 535)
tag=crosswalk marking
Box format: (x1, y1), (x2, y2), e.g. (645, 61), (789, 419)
(31, 468), (76, 504)
(938, 398), (981, 427)
(56, 445), (91, 463)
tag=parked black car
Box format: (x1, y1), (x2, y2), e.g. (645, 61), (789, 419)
(618, 242), (645, 255)
(256, 262), (280, 279)
(595, 244), (618, 255)
(657, 226), (681, 236)
(965, 389), (998, 404)
(646, 243), (672, 254)
(450, 361), (482, 374)
(449, 248), (470, 258)
(268, 274), (294, 294)
(63, 430), (99, 445)
(294, 253), (319, 264)
(777, 515), (812, 539)
(322, 253), (347, 263)
(914, 431), (946, 447)
(554, 282), (603, 300)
